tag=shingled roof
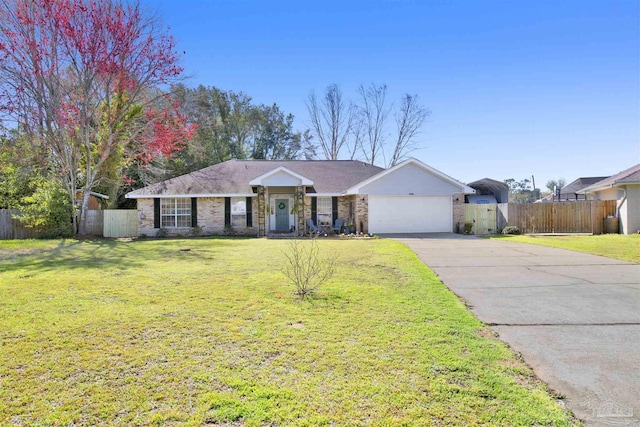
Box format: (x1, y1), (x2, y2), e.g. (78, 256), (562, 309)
(561, 177), (608, 194)
(580, 163), (640, 194)
(126, 160), (385, 197)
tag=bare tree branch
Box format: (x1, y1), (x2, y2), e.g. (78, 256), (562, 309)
(282, 238), (336, 300)
(389, 94), (429, 167)
(357, 83), (389, 166)
(305, 84), (353, 160)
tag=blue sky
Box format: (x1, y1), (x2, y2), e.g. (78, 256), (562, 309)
(153, 0), (639, 189)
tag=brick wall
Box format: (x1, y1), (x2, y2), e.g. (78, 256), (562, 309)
(300, 195), (357, 233)
(137, 197), (258, 237)
(137, 198), (155, 236)
(355, 194), (369, 233)
(303, 196), (313, 230)
(197, 197), (226, 234)
(452, 193), (466, 234)
(338, 195), (355, 222)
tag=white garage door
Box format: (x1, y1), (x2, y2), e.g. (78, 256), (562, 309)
(368, 196), (452, 233)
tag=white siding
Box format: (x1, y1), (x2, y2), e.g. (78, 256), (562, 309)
(360, 163), (461, 196)
(262, 171), (303, 186)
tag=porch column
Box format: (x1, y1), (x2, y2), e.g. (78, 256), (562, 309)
(296, 186), (305, 234)
(257, 186), (266, 237)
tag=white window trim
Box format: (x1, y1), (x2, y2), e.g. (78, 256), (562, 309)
(160, 198), (191, 228)
(230, 197), (247, 228)
(317, 196), (332, 226)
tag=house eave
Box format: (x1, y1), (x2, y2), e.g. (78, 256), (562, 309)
(578, 182), (626, 195)
(125, 193), (256, 199)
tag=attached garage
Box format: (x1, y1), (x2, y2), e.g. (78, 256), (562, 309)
(368, 195), (452, 233)
(347, 158), (475, 234)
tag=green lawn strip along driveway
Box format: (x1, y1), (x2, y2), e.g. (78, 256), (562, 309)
(490, 234), (640, 264)
(0, 238), (575, 426)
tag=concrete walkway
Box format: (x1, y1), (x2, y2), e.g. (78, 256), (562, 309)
(391, 233), (640, 427)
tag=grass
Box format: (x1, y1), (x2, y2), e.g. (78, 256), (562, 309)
(489, 234), (640, 263)
(0, 237), (576, 426)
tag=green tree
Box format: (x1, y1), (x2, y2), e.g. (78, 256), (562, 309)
(0, 130), (47, 209)
(252, 104), (304, 160)
(505, 178), (540, 203)
(545, 178), (566, 193)
(16, 178), (74, 238)
(0, 0), (190, 233)
(114, 84), (312, 208)
(162, 85), (310, 175)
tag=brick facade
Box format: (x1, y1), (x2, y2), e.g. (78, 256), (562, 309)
(136, 193), (368, 237)
(137, 198), (155, 235)
(452, 192), (466, 234)
(355, 194), (369, 233)
(338, 195), (355, 223)
(137, 197), (258, 237)
(300, 195), (360, 233)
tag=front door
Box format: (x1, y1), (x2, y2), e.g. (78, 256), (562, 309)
(275, 199), (289, 231)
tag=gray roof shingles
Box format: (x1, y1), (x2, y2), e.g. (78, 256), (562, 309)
(581, 163), (640, 193)
(126, 160), (385, 197)
(559, 177), (607, 195)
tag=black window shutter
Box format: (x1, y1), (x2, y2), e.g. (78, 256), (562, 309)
(191, 198), (197, 227)
(153, 198), (160, 228)
(311, 197), (317, 225)
(225, 197), (231, 226)
(332, 197), (338, 223)
(246, 197), (252, 227)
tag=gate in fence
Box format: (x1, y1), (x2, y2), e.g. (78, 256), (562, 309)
(103, 210), (138, 238)
(464, 204), (498, 235)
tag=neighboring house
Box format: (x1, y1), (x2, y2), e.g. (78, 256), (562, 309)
(537, 177), (607, 203)
(578, 163), (640, 234)
(466, 178), (509, 204)
(125, 158), (475, 236)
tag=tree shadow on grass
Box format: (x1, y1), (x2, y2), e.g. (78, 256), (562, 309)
(0, 236), (260, 275)
(0, 239), (146, 274)
(0, 239), (75, 261)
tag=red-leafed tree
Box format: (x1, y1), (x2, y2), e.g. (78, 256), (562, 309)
(0, 0), (194, 233)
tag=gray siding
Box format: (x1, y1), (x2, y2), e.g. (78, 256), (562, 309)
(360, 163), (462, 196)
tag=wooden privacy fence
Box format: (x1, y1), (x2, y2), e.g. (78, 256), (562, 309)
(463, 201), (617, 235)
(0, 209), (40, 239)
(83, 210), (104, 236)
(1, 209), (137, 239)
(505, 200), (616, 234)
(103, 210), (138, 238)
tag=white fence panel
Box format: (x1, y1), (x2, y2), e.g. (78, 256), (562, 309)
(103, 210), (138, 238)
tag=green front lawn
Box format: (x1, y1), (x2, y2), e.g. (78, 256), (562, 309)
(490, 234), (640, 263)
(0, 238), (575, 426)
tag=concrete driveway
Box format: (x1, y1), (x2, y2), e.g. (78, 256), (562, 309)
(391, 233), (640, 427)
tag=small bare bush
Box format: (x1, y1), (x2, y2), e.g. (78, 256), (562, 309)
(282, 238), (337, 300)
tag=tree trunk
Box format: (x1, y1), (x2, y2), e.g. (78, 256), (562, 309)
(78, 190), (91, 234)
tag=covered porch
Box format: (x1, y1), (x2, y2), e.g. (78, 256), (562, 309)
(249, 166), (365, 237)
